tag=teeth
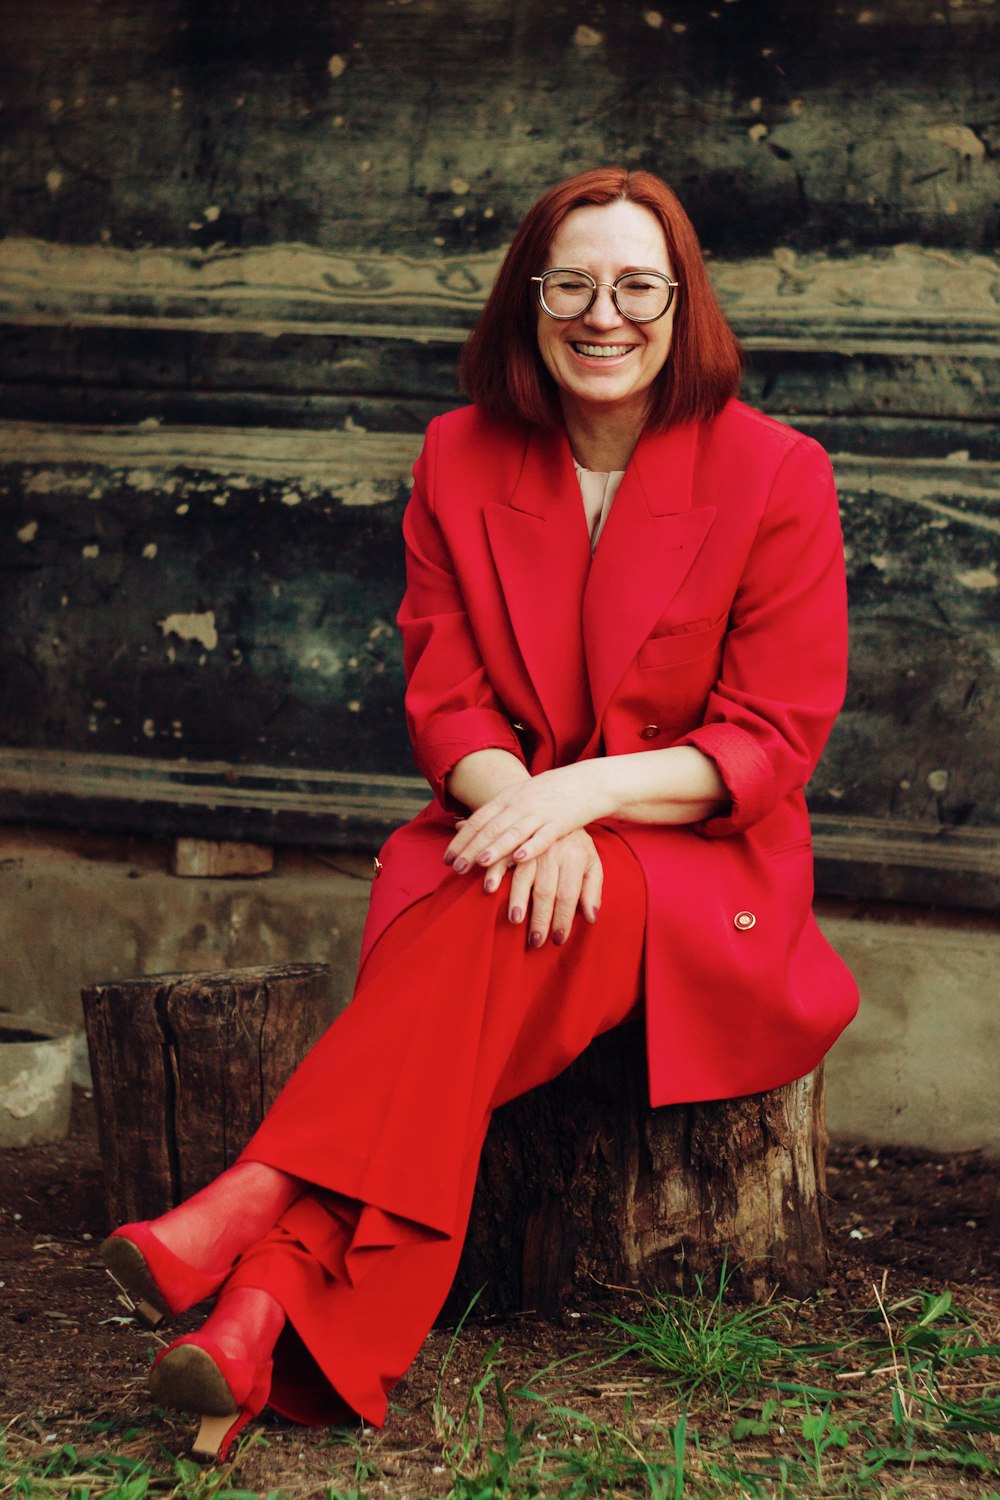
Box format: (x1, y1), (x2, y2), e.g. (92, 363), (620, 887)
(574, 343), (631, 358)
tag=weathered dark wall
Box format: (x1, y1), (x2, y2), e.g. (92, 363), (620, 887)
(1, 0), (997, 253)
(1, 0), (998, 907)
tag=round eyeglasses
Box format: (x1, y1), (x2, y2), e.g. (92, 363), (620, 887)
(532, 267), (679, 324)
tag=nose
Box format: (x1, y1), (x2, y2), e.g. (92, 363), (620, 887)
(584, 283), (624, 330)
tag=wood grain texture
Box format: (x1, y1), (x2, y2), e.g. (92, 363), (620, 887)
(81, 962), (335, 1221)
(451, 1022), (828, 1313)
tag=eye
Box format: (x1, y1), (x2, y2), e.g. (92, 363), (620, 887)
(618, 275), (659, 294)
(549, 274), (591, 292)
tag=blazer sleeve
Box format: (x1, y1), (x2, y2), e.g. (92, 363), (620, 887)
(676, 435), (848, 837)
(397, 420), (526, 804)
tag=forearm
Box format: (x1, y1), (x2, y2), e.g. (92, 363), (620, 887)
(446, 747), (531, 813)
(597, 745), (728, 825)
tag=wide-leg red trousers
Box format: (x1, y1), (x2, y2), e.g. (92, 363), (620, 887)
(232, 827), (646, 1427)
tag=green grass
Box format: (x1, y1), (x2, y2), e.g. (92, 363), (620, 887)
(4, 1279), (999, 1498)
(418, 1277), (1000, 1499)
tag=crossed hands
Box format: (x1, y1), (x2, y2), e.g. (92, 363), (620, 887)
(443, 763), (612, 948)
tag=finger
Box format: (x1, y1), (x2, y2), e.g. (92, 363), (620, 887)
(482, 858), (514, 896)
(550, 871), (584, 946)
(510, 821), (564, 867)
(507, 859), (536, 924)
(580, 852), (604, 923)
(526, 863), (558, 949)
(447, 813), (533, 873)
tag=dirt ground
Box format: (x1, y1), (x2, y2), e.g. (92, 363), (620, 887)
(1, 1090), (998, 1495)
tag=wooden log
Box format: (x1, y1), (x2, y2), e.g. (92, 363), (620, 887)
(81, 962), (335, 1225)
(450, 1020), (828, 1317)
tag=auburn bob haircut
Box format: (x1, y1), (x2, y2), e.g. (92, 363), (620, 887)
(459, 167), (743, 432)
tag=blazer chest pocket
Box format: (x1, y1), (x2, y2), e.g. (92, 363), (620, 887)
(637, 612), (728, 670)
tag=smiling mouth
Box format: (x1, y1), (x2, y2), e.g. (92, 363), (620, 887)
(572, 342), (634, 358)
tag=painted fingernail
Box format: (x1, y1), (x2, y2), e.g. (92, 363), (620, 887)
(509, 907), (523, 924)
(452, 857), (469, 874)
(484, 879), (498, 894)
(477, 850), (493, 865)
(552, 929), (566, 947)
(513, 848), (528, 862)
(443, 852), (455, 866)
(528, 930), (543, 949)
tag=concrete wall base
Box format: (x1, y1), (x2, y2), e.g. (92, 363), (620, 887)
(2, 828), (995, 1155)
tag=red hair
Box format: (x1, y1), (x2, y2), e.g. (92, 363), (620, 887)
(459, 167), (742, 431)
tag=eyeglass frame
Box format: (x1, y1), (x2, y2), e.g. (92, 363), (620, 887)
(531, 266), (680, 324)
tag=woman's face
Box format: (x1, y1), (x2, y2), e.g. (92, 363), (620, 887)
(535, 199), (677, 429)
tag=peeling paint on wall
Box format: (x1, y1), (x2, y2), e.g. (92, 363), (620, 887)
(158, 611), (219, 651)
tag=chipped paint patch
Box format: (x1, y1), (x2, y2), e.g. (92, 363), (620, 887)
(158, 611), (218, 651)
(23, 470), (93, 496)
(142, 543), (158, 559)
(16, 521), (38, 543)
(956, 567), (998, 590)
(573, 24), (603, 45)
(927, 124), (986, 159)
(82, 543), (100, 558)
(328, 54), (347, 78)
(126, 469), (160, 491)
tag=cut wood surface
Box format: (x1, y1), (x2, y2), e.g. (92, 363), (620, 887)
(452, 1022), (828, 1314)
(81, 962), (335, 1224)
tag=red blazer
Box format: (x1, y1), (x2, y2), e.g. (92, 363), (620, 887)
(361, 400), (858, 1106)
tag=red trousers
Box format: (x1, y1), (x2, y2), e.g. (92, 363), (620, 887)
(233, 827), (645, 1426)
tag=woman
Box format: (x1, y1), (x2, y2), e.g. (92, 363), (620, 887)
(101, 167), (858, 1460)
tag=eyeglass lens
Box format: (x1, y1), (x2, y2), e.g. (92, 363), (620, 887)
(538, 270), (674, 320)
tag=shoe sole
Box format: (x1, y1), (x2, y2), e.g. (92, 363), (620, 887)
(150, 1344), (238, 1417)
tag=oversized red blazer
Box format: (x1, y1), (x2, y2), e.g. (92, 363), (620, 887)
(361, 399), (858, 1107)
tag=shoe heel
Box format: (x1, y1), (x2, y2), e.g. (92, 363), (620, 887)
(103, 1265), (165, 1328)
(192, 1411), (247, 1463)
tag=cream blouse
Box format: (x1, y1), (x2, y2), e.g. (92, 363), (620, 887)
(573, 461), (625, 551)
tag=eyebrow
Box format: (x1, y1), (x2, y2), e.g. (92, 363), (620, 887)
(549, 264), (670, 275)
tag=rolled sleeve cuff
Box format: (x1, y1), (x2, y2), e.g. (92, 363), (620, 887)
(676, 722), (777, 837)
(414, 708), (526, 807)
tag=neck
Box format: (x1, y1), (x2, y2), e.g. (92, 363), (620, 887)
(560, 398), (645, 471)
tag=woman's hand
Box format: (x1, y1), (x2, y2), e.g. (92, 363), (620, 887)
(444, 762), (612, 875)
(494, 829), (604, 947)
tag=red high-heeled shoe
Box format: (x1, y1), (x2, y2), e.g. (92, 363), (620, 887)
(150, 1333), (273, 1463)
(101, 1222), (231, 1326)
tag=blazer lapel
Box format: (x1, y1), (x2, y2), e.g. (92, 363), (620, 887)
(484, 426), (593, 748)
(583, 422), (716, 726)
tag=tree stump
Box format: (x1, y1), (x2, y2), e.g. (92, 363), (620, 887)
(82, 962), (335, 1225)
(449, 1018), (828, 1317)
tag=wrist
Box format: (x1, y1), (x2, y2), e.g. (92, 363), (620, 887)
(582, 756), (625, 822)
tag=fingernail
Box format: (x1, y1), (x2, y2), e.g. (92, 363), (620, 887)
(528, 930), (543, 949)
(552, 930), (566, 947)
(443, 852), (455, 866)
(452, 857), (469, 874)
(477, 850), (493, 865)
(513, 848), (528, 862)
(484, 879), (498, 894)
(509, 907), (523, 924)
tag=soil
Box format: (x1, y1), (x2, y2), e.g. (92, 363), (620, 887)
(1, 1090), (998, 1496)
